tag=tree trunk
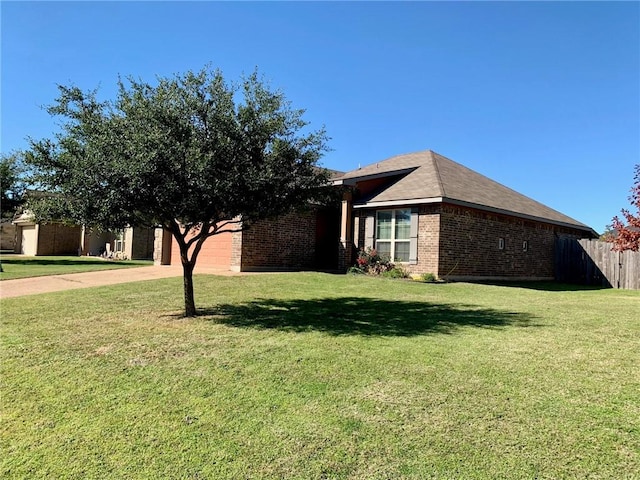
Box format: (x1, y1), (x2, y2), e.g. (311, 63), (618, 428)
(182, 260), (197, 317)
(171, 221), (211, 318)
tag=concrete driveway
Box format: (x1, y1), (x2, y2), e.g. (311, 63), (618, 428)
(0, 265), (238, 299)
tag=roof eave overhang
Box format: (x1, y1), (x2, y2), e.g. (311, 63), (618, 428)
(331, 167), (418, 187)
(353, 196), (598, 237)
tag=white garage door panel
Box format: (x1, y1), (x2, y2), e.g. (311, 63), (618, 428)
(21, 226), (37, 256)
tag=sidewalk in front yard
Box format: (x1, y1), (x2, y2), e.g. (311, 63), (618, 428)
(0, 265), (242, 299)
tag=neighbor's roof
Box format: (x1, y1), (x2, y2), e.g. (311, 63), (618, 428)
(332, 150), (595, 234)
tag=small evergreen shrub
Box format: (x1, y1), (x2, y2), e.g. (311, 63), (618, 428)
(347, 266), (365, 275)
(382, 266), (410, 279)
(418, 272), (438, 283)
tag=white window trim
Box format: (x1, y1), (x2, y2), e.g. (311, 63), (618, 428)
(376, 209), (411, 262)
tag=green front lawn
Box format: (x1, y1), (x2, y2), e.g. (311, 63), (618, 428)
(0, 255), (154, 280)
(1, 274), (638, 478)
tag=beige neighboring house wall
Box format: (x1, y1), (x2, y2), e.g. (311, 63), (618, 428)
(153, 228), (173, 265)
(13, 213), (40, 255)
(81, 227), (116, 256)
(11, 212), (155, 259)
(82, 226), (154, 259)
(13, 212), (82, 256)
(123, 227), (155, 260)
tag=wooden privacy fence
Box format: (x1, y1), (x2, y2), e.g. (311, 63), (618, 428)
(555, 238), (640, 289)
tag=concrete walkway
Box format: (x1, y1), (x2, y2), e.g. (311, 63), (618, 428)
(0, 265), (240, 299)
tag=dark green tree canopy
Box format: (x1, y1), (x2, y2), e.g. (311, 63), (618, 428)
(28, 68), (330, 232)
(1, 151), (26, 218)
(27, 67), (331, 316)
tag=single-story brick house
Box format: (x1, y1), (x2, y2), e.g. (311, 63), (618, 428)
(156, 205), (341, 272)
(156, 149), (596, 280)
(332, 150), (597, 280)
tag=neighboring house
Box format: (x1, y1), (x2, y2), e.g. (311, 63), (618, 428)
(13, 212), (82, 256)
(120, 227), (155, 260)
(0, 219), (16, 251)
(82, 227), (155, 260)
(332, 150), (597, 280)
(12, 211), (154, 259)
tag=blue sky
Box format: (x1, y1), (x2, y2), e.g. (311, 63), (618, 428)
(2, 1), (638, 233)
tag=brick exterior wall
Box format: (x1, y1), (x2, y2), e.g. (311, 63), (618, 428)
(355, 203), (588, 279)
(437, 204), (558, 279)
(164, 209), (329, 272)
(413, 205), (440, 276)
(37, 223), (82, 255)
(230, 230), (243, 271)
(239, 210), (317, 271)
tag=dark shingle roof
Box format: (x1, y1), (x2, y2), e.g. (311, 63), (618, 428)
(333, 150), (594, 233)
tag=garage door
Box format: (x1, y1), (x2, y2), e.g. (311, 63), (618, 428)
(170, 231), (233, 270)
(20, 225), (38, 256)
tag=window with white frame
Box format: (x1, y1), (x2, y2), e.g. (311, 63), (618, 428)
(376, 209), (411, 262)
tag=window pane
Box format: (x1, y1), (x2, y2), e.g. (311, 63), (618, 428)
(394, 241), (410, 262)
(376, 241), (391, 260)
(395, 209), (411, 240)
(376, 211), (392, 240)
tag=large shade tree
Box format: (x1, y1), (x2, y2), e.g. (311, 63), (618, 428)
(608, 164), (640, 252)
(26, 68), (330, 316)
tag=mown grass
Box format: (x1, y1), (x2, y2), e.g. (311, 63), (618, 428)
(0, 255), (154, 280)
(1, 273), (638, 479)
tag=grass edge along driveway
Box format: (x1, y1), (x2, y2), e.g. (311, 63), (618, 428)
(0, 255), (154, 280)
(2, 273), (638, 479)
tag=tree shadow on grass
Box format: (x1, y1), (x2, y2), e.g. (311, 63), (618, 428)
(200, 297), (541, 337)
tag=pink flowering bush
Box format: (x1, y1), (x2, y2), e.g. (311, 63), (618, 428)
(351, 247), (396, 275)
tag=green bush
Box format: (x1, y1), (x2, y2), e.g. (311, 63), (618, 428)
(418, 272), (438, 283)
(382, 266), (410, 279)
(347, 266), (365, 275)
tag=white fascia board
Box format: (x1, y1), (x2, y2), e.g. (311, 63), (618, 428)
(331, 179), (350, 186)
(353, 197), (443, 209)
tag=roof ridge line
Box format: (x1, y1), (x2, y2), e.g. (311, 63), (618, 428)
(430, 151), (446, 197)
